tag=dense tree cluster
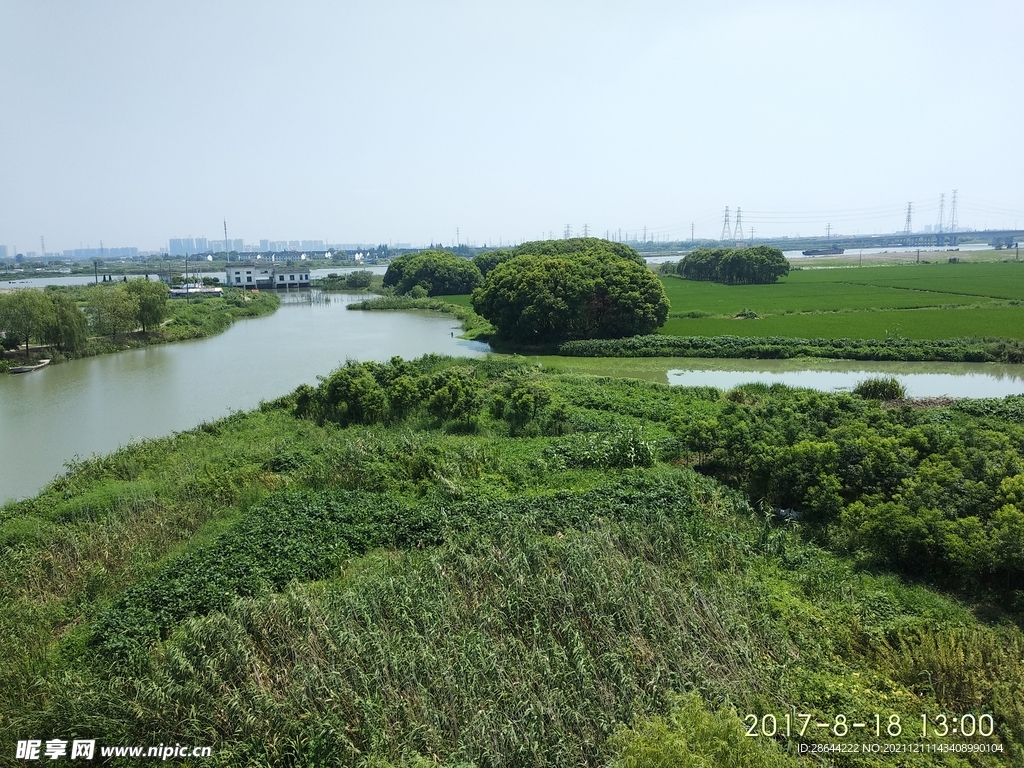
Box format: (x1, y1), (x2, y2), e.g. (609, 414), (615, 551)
(473, 239), (643, 280)
(472, 249), (513, 277)
(678, 246), (790, 284)
(512, 237), (645, 265)
(383, 251), (482, 296)
(471, 239), (669, 345)
(295, 356), (488, 428)
(679, 385), (1024, 598)
(0, 281), (169, 357)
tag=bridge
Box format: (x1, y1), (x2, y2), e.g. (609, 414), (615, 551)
(754, 229), (1024, 253)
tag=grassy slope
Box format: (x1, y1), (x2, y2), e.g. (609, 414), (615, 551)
(1, 358), (1021, 766)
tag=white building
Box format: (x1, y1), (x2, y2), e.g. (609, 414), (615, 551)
(226, 264), (310, 289)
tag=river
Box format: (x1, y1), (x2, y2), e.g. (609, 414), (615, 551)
(0, 290), (484, 502)
(3, 289), (1024, 502)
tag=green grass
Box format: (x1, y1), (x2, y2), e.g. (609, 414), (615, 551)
(436, 293), (474, 308)
(660, 274), (987, 315)
(432, 263), (1024, 349)
(654, 262), (1024, 343)
(660, 305), (1024, 340)
(4, 357), (1023, 766)
(798, 261), (1024, 301)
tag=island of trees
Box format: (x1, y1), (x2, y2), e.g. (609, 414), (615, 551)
(369, 239), (671, 348)
(382, 250), (482, 297)
(471, 238), (670, 345)
(677, 245), (790, 284)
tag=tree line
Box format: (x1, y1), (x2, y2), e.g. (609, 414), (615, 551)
(0, 280), (168, 358)
(677, 246), (790, 284)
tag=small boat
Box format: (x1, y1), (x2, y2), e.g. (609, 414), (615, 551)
(10, 359), (51, 374)
(802, 246), (845, 256)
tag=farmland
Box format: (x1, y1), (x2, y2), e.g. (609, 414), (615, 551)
(659, 305), (1024, 341)
(2, 355), (1023, 766)
(427, 261), (1024, 360)
(659, 261), (1024, 338)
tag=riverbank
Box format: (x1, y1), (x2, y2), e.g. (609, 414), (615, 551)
(0, 289), (279, 373)
(348, 294), (494, 339)
(557, 333), (1024, 363)
(2, 356), (1021, 765)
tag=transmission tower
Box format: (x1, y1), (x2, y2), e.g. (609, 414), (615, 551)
(582, 223), (589, 237)
(564, 224), (571, 239)
(948, 190), (958, 233)
(936, 193), (946, 233)
(720, 207), (732, 242)
(903, 203), (913, 236)
(733, 208), (743, 243)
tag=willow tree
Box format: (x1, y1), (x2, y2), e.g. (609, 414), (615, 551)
(0, 289), (53, 358)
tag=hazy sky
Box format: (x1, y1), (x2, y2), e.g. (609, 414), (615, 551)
(2, 1), (1022, 252)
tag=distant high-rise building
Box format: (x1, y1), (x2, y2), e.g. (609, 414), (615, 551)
(260, 239), (270, 252)
(169, 238), (197, 256)
(194, 237), (208, 253)
(63, 247), (139, 259)
(0, 245), (7, 259)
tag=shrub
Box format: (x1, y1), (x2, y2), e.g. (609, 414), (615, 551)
(853, 376), (906, 400)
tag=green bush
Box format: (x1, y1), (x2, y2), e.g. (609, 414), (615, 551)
(853, 376), (906, 400)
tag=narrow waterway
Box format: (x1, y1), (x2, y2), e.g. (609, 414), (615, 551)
(0, 291), (484, 502)
(529, 355), (1024, 398)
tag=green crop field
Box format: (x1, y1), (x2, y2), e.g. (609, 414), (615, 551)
(437, 293), (473, 308)
(658, 261), (1024, 341)
(408, 262), (1024, 358)
(793, 261), (1024, 301)
(659, 275), (985, 315)
(661, 305), (1024, 340)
